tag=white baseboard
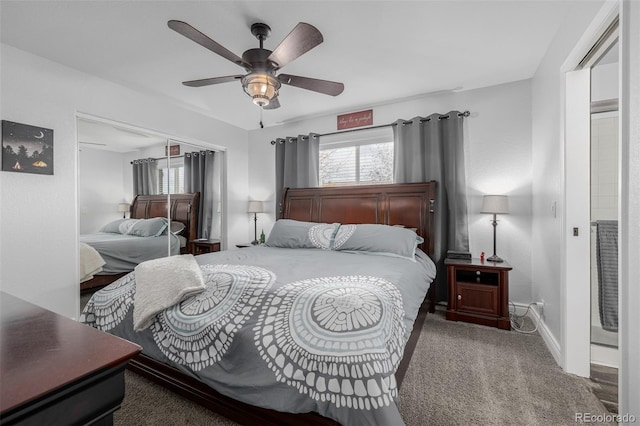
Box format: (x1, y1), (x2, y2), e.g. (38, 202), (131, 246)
(512, 304), (620, 372)
(510, 302), (562, 367)
(590, 344), (619, 368)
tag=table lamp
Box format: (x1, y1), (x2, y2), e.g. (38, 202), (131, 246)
(118, 203), (130, 219)
(481, 195), (509, 262)
(248, 201), (264, 245)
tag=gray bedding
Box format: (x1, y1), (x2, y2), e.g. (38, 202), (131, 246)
(79, 232), (180, 274)
(81, 246), (436, 425)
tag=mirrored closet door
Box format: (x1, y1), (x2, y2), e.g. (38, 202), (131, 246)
(78, 116), (224, 292)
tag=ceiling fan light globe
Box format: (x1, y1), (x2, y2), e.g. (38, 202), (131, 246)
(242, 73), (281, 105)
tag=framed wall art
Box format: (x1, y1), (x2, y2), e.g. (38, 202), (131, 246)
(337, 109), (373, 130)
(2, 120), (54, 175)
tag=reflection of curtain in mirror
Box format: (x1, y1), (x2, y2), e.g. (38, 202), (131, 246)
(184, 150), (221, 239)
(132, 158), (158, 195)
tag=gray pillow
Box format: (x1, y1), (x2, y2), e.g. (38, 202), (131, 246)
(99, 218), (140, 234)
(169, 221), (186, 235)
(127, 217), (168, 237)
(265, 219), (340, 250)
(99, 218), (127, 234)
(334, 223), (423, 261)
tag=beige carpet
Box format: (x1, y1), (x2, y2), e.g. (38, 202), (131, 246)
(112, 309), (612, 426)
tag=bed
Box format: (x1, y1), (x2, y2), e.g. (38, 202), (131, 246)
(81, 182), (437, 425)
(80, 192), (200, 291)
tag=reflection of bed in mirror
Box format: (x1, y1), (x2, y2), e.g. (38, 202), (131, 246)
(80, 192), (200, 291)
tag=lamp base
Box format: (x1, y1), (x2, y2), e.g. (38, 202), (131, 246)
(486, 254), (504, 263)
(251, 240), (259, 245)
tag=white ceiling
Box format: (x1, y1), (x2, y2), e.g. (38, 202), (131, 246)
(1, 1), (577, 132)
(77, 118), (167, 153)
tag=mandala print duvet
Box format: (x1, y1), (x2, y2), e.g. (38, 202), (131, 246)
(254, 275), (406, 410)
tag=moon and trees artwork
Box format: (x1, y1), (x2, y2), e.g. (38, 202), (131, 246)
(2, 120), (54, 175)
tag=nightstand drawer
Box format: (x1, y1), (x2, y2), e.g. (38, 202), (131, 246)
(455, 269), (499, 285)
(455, 283), (499, 315)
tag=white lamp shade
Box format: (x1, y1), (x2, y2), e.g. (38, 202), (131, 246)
(247, 201), (264, 214)
(117, 203), (130, 213)
(481, 195), (509, 214)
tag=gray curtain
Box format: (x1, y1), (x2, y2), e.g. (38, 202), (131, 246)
(132, 158), (157, 196)
(274, 133), (320, 216)
(393, 111), (469, 301)
(184, 150), (217, 239)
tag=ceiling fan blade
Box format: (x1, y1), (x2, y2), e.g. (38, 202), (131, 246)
(168, 20), (251, 69)
(182, 75), (243, 87)
(278, 74), (344, 96)
(267, 23), (323, 69)
(263, 97), (280, 110)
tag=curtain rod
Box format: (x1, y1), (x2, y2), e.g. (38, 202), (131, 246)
(130, 150), (215, 164)
(270, 110), (470, 144)
(130, 154), (183, 164)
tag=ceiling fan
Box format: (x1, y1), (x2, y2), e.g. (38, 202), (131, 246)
(168, 20), (344, 109)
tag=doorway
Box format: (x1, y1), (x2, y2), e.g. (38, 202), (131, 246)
(587, 33), (619, 368)
(587, 36), (620, 415)
(562, 3), (620, 380)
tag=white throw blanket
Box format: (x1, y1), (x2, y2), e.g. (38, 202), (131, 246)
(133, 254), (205, 332)
(79, 242), (106, 283)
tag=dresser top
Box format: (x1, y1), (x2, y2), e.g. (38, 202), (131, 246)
(0, 292), (141, 413)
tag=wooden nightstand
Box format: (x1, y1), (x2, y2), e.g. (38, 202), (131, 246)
(445, 258), (512, 330)
(189, 239), (221, 255)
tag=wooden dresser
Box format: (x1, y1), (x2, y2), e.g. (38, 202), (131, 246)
(0, 292), (141, 425)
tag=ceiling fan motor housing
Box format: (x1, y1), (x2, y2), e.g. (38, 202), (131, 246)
(241, 48), (278, 72)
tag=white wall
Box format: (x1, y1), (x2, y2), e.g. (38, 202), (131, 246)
(0, 44), (249, 318)
(79, 147), (128, 233)
(530, 0), (606, 352)
(248, 80), (534, 304)
(590, 113), (619, 221)
(592, 62), (619, 101)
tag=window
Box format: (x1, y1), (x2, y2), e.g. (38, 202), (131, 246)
(319, 127), (394, 187)
(157, 157), (185, 194)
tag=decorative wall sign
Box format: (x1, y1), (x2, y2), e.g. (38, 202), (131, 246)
(165, 144), (180, 156)
(2, 120), (54, 175)
(337, 109), (373, 130)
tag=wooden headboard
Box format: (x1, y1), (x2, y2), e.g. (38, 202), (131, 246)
(130, 193), (201, 244)
(281, 182), (436, 256)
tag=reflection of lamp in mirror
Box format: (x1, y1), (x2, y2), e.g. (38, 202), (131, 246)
(118, 203), (130, 219)
(480, 195), (509, 263)
(248, 201), (264, 245)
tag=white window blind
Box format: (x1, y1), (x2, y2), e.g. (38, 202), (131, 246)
(157, 157), (185, 194)
(319, 127), (394, 187)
